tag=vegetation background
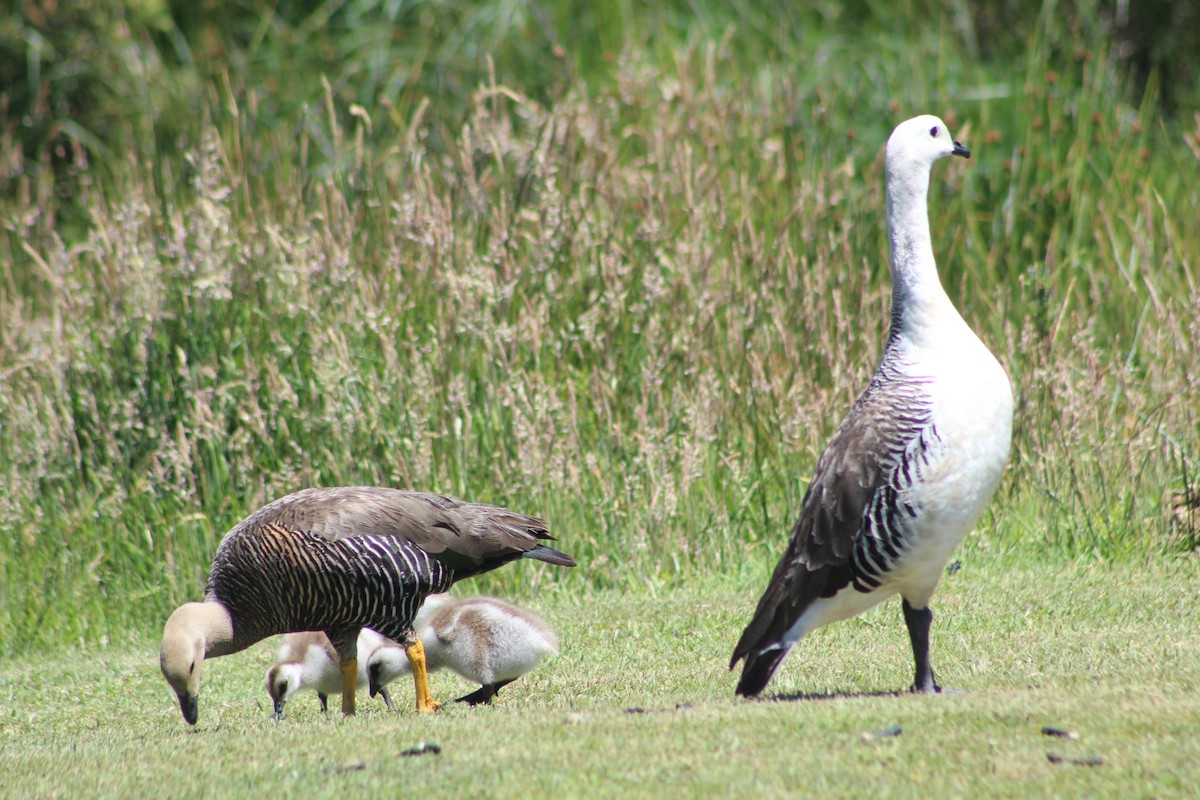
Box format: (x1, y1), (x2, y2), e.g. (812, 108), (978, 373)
(1, 0), (1197, 656)
(2, 1), (1199, 796)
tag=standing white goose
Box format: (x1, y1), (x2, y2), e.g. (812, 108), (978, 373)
(730, 115), (1013, 697)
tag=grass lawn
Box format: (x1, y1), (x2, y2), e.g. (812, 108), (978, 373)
(3, 551), (1197, 798)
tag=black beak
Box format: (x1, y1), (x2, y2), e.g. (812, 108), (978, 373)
(952, 140), (970, 159)
(180, 692), (199, 726)
(272, 698), (286, 720)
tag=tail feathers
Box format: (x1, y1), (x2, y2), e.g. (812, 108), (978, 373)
(521, 544), (577, 567)
(734, 646), (790, 697)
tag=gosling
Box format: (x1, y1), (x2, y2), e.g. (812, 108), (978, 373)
(266, 628), (397, 718)
(367, 595), (559, 706)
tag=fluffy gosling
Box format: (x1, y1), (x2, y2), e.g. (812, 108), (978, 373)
(367, 595), (558, 706)
(266, 629), (396, 718)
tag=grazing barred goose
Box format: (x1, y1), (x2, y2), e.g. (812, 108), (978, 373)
(266, 629), (397, 718)
(730, 116), (1013, 697)
(160, 487), (575, 724)
(366, 594), (559, 706)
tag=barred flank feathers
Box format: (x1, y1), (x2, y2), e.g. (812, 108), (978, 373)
(205, 487), (574, 649)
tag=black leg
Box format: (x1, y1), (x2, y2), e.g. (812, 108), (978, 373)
(902, 599), (940, 693)
(455, 684), (498, 706)
(455, 677), (519, 706)
(318, 693), (329, 713)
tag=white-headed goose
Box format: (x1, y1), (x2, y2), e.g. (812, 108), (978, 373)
(730, 116), (1013, 696)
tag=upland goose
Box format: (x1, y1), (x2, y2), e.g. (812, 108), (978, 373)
(730, 115), (1013, 697)
(366, 594), (559, 705)
(266, 628), (397, 718)
(160, 487), (575, 724)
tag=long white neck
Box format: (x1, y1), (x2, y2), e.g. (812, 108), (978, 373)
(885, 164), (956, 343)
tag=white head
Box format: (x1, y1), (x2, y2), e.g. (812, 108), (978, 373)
(880, 114), (972, 317)
(885, 115), (969, 180)
(366, 642), (416, 699)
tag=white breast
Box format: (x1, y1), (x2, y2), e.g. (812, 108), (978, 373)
(890, 319), (1013, 591)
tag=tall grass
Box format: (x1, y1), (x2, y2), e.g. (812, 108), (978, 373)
(1, 1), (1197, 654)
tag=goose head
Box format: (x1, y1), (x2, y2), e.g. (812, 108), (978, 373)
(264, 662), (306, 719)
(159, 602), (233, 725)
(886, 115), (969, 178)
(366, 643), (413, 699)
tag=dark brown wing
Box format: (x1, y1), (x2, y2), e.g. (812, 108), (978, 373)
(730, 370), (932, 691)
(229, 487), (574, 571)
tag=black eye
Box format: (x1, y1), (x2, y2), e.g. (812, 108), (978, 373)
(189, 660), (195, 675)
(930, 126), (939, 137)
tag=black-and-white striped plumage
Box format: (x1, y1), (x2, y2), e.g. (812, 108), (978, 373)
(212, 523), (453, 647)
(208, 487), (571, 653)
(730, 115), (1013, 697)
(845, 367), (935, 595)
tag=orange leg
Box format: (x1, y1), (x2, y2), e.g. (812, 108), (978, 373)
(340, 658), (358, 716)
(406, 639), (441, 714)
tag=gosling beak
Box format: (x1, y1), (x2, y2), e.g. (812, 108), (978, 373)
(368, 674), (381, 699)
(272, 698), (286, 720)
(179, 692), (199, 726)
(952, 140), (970, 159)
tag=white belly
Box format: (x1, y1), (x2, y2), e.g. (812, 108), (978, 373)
(782, 333), (1013, 648)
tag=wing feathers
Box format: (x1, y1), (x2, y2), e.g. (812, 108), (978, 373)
(224, 487), (568, 571)
(731, 371), (933, 683)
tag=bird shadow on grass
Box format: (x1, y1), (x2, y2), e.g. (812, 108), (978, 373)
(761, 686), (969, 703)
(760, 689), (905, 703)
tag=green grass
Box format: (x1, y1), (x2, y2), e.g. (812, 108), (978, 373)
(2, 552), (1198, 797)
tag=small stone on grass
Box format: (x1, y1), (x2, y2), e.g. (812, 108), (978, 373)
(1041, 726), (1079, 740)
(1047, 753), (1103, 767)
(400, 741), (441, 757)
(863, 724), (902, 741)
